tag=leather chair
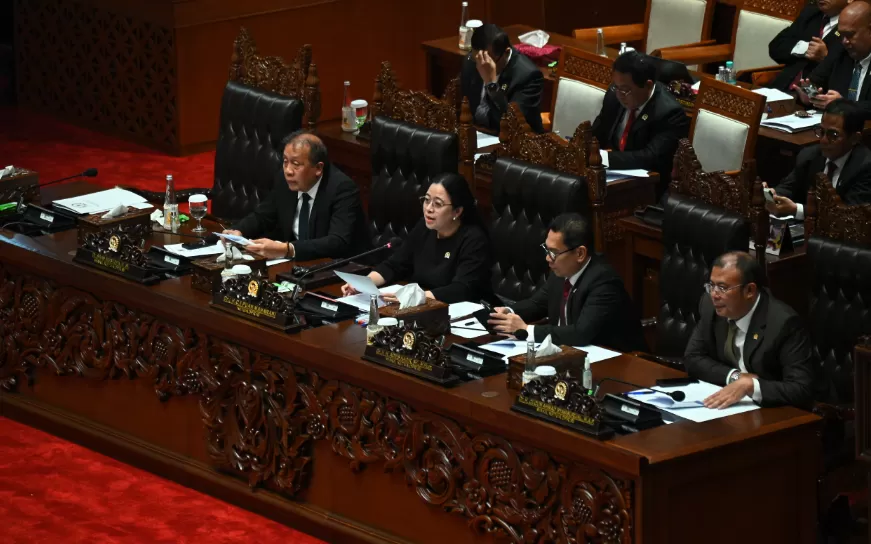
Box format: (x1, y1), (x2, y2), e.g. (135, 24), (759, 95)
(368, 115), (459, 247)
(489, 157), (590, 304)
(655, 193), (751, 358)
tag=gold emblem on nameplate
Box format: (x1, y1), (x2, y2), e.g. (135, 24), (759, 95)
(108, 235), (120, 252)
(444, 251), (451, 259)
(554, 381), (568, 400)
(248, 280), (259, 297)
(402, 331), (416, 350)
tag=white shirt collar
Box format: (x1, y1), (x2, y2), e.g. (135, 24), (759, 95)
(303, 175), (322, 201)
(734, 293), (761, 333)
(567, 257), (592, 288)
(824, 14), (839, 33)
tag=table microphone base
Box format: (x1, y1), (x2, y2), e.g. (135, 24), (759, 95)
(276, 261), (370, 290)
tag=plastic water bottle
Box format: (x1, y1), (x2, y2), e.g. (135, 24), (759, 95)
(596, 29), (606, 57)
(522, 338), (536, 386)
(725, 61), (736, 85)
(458, 2), (471, 50)
(163, 174), (179, 233)
(366, 294), (381, 345)
(341, 81), (356, 132)
(717, 66), (726, 82)
(582, 355), (593, 390)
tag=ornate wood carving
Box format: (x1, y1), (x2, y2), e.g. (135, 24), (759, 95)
(805, 173), (871, 246)
(0, 263), (635, 543)
(560, 48), (611, 88)
(228, 27), (321, 127)
(15, 0), (179, 150)
(742, 0), (804, 19)
(696, 84), (758, 123)
(855, 337), (871, 462)
(373, 62), (460, 134)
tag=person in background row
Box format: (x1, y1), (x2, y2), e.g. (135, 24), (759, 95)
(341, 173), (493, 305)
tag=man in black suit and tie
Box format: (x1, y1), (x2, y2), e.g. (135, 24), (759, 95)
(767, 99), (871, 218)
(799, 0), (871, 110)
(684, 252), (815, 409)
(487, 213), (646, 353)
(461, 23), (544, 133)
(224, 131), (369, 260)
(591, 51), (690, 199)
(768, 0), (850, 92)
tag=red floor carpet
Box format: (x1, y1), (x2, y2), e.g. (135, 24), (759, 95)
(0, 416), (325, 544)
(1, 107), (214, 193)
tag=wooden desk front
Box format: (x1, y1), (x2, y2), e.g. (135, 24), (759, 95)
(0, 182), (820, 544)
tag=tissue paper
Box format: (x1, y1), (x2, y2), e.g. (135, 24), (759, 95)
(216, 246), (244, 263)
(519, 30), (550, 48)
(101, 203), (128, 220)
(535, 334), (562, 357)
(395, 283), (426, 309)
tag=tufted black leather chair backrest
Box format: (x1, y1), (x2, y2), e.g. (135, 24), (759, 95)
(368, 116), (459, 247)
(489, 157), (590, 304)
(212, 81), (303, 221)
(807, 237), (871, 404)
(658, 194), (751, 357)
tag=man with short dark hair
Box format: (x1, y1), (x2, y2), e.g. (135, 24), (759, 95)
(461, 23), (544, 133)
(223, 131), (369, 260)
(488, 213), (645, 352)
(684, 252), (815, 409)
(768, 98), (871, 218)
(591, 51), (689, 198)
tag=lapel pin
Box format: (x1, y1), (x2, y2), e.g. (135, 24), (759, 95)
(753, 333), (759, 340)
(501, 84), (508, 91)
(444, 251), (451, 259)
(641, 113), (649, 121)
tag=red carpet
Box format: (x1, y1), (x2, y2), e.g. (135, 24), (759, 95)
(0, 416), (325, 544)
(1, 107), (214, 193)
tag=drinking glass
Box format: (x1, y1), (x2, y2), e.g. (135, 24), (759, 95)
(188, 194), (208, 234)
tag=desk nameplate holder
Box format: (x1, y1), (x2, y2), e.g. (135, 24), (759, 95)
(276, 261), (371, 290)
(507, 346), (586, 391)
(511, 373), (613, 440)
(362, 324), (462, 387)
(145, 246), (193, 275)
(73, 228), (161, 285)
(210, 275), (305, 333)
(297, 291), (360, 321)
(22, 204), (77, 232)
(191, 255), (269, 293)
(448, 343), (506, 381)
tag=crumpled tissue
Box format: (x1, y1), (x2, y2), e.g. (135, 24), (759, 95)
(395, 283), (426, 309)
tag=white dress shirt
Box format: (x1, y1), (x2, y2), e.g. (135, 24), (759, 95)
(790, 15), (839, 57)
(794, 149), (850, 220)
(615, 85), (656, 142)
(726, 294), (762, 403)
(526, 257), (592, 340)
(292, 176), (322, 240)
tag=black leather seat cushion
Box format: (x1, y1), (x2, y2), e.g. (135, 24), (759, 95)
(658, 194), (751, 357)
(212, 81), (303, 221)
(368, 116), (459, 247)
(807, 236), (871, 404)
(489, 157), (590, 304)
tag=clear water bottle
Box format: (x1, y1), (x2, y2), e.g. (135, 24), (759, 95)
(163, 174), (179, 233)
(341, 81), (356, 132)
(366, 294), (381, 345)
(717, 65), (726, 82)
(582, 355), (593, 390)
(522, 338), (536, 386)
(619, 42), (628, 55)
(725, 61), (736, 85)
(458, 2), (471, 50)
(596, 28), (606, 57)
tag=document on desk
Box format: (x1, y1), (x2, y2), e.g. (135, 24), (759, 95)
(214, 232), (252, 246)
(336, 284), (403, 311)
(334, 271), (380, 295)
(480, 339), (538, 359)
(628, 381), (760, 423)
(752, 87), (794, 103)
(450, 317), (488, 339)
(575, 345), (621, 363)
(760, 110), (820, 133)
(163, 242), (224, 258)
(53, 187), (148, 215)
(476, 131), (501, 149)
(448, 301), (484, 320)
(606, 169), (650, 182)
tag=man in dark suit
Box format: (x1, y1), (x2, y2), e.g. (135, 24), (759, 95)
(488, 213), (646, 353)
(768, 99), (871, 218)
(591, 51), (690, 198)
(461, 23), (544, 133)
(798, 0), (871, 110)
(224, 131), (369, 260)
(684, 252), (815, 409)
(768, 0), (849, 92)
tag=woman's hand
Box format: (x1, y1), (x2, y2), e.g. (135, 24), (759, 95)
(341, 283), (359, 296)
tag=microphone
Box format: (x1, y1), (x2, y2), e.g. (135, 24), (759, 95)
(593, 377), (686, 402)
(17, 168), (99, 212)
(291, 237), (403, 279)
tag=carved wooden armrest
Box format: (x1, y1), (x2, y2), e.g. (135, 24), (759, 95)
(573, 24), (645, 45)
(812, 402), (856, 422)
(652, 43), (732, 66)
(630, 351), (686, 371)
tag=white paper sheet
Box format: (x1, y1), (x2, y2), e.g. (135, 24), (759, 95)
(600, 150), (609, 168)
(476, 131), (501, 149)
(130, 202), (154, 210)
(628, 381), (760, 422)
(335, 271), (381, 296)
(448, 301), (484, 320)
(480, 339), (539, 359)
(606, 169), (650, 182)
(266, 258), (290, 267)
(215, 232), (252, 246)
(450, 317), (489, 338)
(760, 110), (820, 133)
(575, 345), (621, 363)
(53, 187), (148, 215)
(163, 242), (224, 258)
(336, 284), (403, 311)
(752, 87), (794, 102)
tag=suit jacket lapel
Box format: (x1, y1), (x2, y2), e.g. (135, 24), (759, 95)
(285, 190), (299, 242)
(743, 292), (769, 372)
(836, 147), (862, 192)
(714, 315), (729, 364)
(861, 64), (871, 101)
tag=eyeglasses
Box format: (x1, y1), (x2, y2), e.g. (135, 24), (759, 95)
(541, 243), (578, 261)
(420, 195), (453, 210)
(703, 282), (746, 295)
(813, 127), (843, 141)
(609, 84), (634, 97)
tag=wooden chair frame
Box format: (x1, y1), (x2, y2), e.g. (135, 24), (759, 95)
(805, 173), (871, 247)
(542, 46), (612, 133)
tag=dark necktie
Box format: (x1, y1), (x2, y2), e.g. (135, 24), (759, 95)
(619, 109), (636, 151)
(820, 16), (828, 38)
(724, 320), (740, 367)
(825, 161), (838, 186)
(297, 193), (311, 241)
(559, 279), (572, 326)
(847, 62), (863, 100)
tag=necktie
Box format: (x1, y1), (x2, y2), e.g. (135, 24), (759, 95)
(298, 193), (311, 241)
(820, 16), (828, 38)
(724, 320), (740, 367)
(619, 109), (636, 152)
(847, 62), (863, 100)
(826, 161), (838, 187)
(559, 279), (572, 326)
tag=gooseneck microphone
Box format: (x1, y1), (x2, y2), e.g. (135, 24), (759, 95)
(291, 237), (403, 279)
(593, 377), (686, 402)
(17, 168), (99, 212)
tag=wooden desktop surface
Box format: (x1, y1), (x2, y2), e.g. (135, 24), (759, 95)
(0, 182), (819, 544)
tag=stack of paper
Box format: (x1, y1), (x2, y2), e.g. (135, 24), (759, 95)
(752, 87), (794, 103)
(53, 187), (148, 215)
(627, 381), (759, 422)
(760, 111), (820, 133)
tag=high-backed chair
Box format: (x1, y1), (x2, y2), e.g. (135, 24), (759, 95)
(690, 78), (765, 174)
(855, 339), (871, 544)
(543, 46), (611, 137)
(366, 62), (475, 247)
(572, 0), (717, 57)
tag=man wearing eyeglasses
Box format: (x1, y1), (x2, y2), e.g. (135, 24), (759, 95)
(684, 252), (815, 409)
(487, 213), (645, 353)
(591, 51), (689, 200)
(766, 99), (871, 219)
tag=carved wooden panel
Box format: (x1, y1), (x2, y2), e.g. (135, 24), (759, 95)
(14, 0), (179, 150)
(697, 85), (759, 123)
(741, 0), (804, 20)
(561, 48), (611, 89)
(806, 174), (871, 246)
(0, 263), (634, 543)
(228, 27), (321, 128)
(374, 62), (460, 134)
(856, 337), (871, 462)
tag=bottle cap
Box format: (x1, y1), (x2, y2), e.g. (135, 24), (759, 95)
(726, 61), (733, 65)
(344, 80), (350, 85)
(231, 264), (252, 275)
(584, 356), (591, 369)
(350, 99), (368, 108)
(462, 1), (468, 5)
(535, 365), (556, 376)
(378, 318), (398, 327)
(467, 19), (483, 28)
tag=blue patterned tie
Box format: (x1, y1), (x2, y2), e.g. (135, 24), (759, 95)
(847, 63), (863, 100)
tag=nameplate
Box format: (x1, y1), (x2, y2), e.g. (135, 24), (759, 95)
(362, 345), (460, 387)
(39, 212), (54, 223)
(466, 353), (484, 365)
(73, 247), (160, 285)
(209, 292), (304, 333)
(511, 394), (611, 439)
(164, 255), (180, 266)
(320, 301), (339, 312)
